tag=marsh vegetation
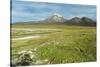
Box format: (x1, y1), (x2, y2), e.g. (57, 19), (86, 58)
(11, 24), (96, 66)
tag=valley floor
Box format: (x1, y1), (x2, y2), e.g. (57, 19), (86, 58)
(11, 24), (96, 65)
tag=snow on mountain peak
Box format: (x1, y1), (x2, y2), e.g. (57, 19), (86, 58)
(53, 13), (63, 17)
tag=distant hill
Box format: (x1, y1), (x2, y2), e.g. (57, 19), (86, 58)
(13, 13), (96, 26)
(65, 17), (96, 26)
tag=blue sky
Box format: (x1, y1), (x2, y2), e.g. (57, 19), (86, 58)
(12, 0), (96, 23)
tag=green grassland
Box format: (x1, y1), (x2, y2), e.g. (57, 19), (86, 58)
(11, 24), (96, 65)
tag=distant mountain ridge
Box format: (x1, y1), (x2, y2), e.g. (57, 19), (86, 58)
(65, 17), (96, 26)
(13, 13), (96, 26)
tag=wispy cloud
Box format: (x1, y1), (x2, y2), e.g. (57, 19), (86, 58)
(12, 1), (96, 23)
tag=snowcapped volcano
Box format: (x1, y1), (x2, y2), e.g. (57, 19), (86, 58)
(45, 12), (66, 23)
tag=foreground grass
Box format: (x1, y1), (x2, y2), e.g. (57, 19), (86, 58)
(11, 24), (96, 65)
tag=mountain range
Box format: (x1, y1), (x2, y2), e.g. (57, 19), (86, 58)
(13, 13), (96, 26)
